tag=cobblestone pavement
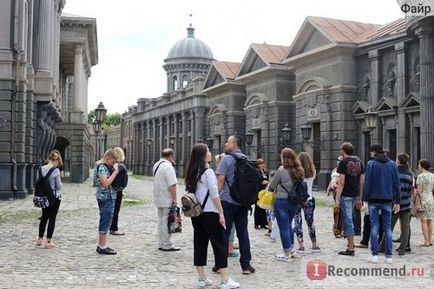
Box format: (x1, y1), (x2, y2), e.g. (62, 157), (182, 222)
(0, 174), (432, 289)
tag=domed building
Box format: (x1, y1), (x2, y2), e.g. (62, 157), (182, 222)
(163, 25), (214, 92)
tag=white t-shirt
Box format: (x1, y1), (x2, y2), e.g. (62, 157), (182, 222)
(305, 176), (315, 200)
(152, 159), (177, 207)
(195, 168), (219, 213)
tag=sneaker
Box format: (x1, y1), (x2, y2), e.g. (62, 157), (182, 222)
(110, 230), (125, 236)
(228, 251), (239, 257)
(274, 253), (290, 262)
(220, 277), (240, 289)
(197, 278), (213, 287)
(385, 257), (393, 264)
(311, 246), (321, 253)
(367, 255), (378, 263)
(296, 247), (305, 254)
(242, 264), (255, 275)
(36, 238), (44, 246)
(233, 243), (239, 249)
(264, 232), (271, 236)
(338, 249), (355, 256)
(290, 250), (301, 258)
(96, 246), (117, 255)
(45, 242), (56, 249)
(269, 237), (277, 243)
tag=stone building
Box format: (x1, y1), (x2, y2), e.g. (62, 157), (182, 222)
(123, 15), (434, 190)
(0, 0), (98, 199)
(104, 124), (121, 150)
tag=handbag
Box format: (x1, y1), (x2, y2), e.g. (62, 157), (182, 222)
(257, 188), (275, 210)
(410, 191), (425, 217)
(168, 206), (182, 233)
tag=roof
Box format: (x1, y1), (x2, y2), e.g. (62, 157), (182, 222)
(213, 61), (240, 80)
(166, 26), (213, 60)
(252, 43), (290, 64)
(307, 16), (381, 44)
(363, 18), (406, 41)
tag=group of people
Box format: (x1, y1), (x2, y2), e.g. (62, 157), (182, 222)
(328, 142), (434, 263)
(34, 136), (433, 289)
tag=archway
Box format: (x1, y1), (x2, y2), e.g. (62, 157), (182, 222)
(54, 136), (71, 176)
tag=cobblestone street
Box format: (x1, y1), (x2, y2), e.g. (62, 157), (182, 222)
(0, 174), (432, 289)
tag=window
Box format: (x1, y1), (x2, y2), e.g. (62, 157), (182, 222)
(173, 76), (178, 90)
(182, 75), (189, 88)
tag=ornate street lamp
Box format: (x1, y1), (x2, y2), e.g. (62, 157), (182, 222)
(301, 124), (312, 142)
(92, 119), (101, 134)
(206, 136), (214, 150)
(364, 107), (378, 130)
(169, 136), (175, 148)
(281, 123), (291, 145)
(245, 130), (253, 146)
(95, 102), (107, 124)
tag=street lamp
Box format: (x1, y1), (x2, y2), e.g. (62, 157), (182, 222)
(245, 130), (253, 157)
(206, 136), (214, 150)
(301, 124), (312, 142)
(364, 107), (378, 144)
(169, 136), (175, 148)
(281, 123), (291, 147)
(93, 102), (107, 162)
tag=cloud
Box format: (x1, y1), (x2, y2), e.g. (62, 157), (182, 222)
(63, 0), (404, 113)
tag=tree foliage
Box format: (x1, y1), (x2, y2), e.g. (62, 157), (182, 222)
(88, 110), (121, 129)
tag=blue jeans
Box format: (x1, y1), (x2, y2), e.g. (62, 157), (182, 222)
(369, 203), (393, 257)
(340, 196), (358, 237)
(97, 198), (115, 234)
(274, 198), (299, 250)
(222, 201), (251, 269)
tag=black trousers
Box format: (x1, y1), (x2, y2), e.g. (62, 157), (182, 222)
(254, 204), (268, 228)
(110, 190), (123, 232)
(192, 212), (228, 268)
(39, 198), (61, 239)
(353, 207), (361, 235)
(361, 212), (384, 245)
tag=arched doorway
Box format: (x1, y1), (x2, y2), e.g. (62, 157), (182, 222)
(54, 136), (71, 177)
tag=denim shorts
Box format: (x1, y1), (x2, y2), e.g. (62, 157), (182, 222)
(97, 198), (115, 234)
(340, 196), (358, 237)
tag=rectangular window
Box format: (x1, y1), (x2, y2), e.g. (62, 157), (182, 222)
(388, 129), (397, 161)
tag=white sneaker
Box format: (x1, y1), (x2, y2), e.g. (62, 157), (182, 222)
(291, 250), (301, 258)
(220, 277), (240, 289)
(367, 255), (378, 263)
(274, 253), (290, 262)
(385, 257), (393, 264)
(197, 278), (213, 287)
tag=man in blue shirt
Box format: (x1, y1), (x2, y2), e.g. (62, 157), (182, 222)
(216, 135), (255, 275)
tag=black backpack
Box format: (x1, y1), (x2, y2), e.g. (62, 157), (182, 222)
(226, 153), (263, 207)
(281, 178), (309, 206)
(111, 164), (129, 190)
(33, 167), (57, 208)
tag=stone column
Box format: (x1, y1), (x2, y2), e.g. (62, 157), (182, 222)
(159, 117), (163, 154)
(395, 42), (407, 153)
(416, 25), (434, 163)
(194, 108), (205, 142)
(369, 50), (381, 143)
(181, 112), (188, 164)
(73, 44), (83, 113)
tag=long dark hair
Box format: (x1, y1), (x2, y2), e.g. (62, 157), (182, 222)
(185, 143), (209, 193)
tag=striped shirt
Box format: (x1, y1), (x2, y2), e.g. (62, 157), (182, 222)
(398, 165), (413, 212)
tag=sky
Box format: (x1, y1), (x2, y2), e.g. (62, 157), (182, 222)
(63, 0), (405, 114)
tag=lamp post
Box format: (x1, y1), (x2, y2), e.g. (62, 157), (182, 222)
(244, 130), (253, 157)
(364, 107), (378, 143)
(93, 102), (107, 161)
(206, 136), (214, 151)
(280, 123), (291, 148)
(300, 123), (312, 152)
(169, 136), (175, 149)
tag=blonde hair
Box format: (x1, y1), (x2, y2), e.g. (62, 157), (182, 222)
(47, 150), (63, 166)
(113, 147), (125, 162)
(215, 153), (225, 167)
(101, 149), (119, 162)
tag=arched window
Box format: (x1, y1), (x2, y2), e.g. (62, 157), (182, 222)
(173, 76), (178, 90)
(182, 75), (189, 88)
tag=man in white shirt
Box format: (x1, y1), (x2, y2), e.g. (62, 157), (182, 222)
(153, 148), (180, 251)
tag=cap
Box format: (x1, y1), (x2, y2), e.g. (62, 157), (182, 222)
(370, 143), (384, 153)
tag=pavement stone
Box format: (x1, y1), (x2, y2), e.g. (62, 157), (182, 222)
(0, 173), (432, 288)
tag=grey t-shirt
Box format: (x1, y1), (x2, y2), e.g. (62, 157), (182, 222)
(268, 166), (294, 199)
(40, 164), (62, 199)
(215, 148), (244, 205)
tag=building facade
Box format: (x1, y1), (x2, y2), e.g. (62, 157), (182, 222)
(123, 15), (434, 190)
(0, 0), (98, 199)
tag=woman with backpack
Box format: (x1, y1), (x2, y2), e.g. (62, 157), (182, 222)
(185, 143), (239, 289)
(294, 152), (321, 253)
(109, 147), (128, 236)
(268, 148), (304, 262)
(36, 150), (63, 249)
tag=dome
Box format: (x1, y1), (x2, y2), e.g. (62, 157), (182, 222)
(166, 26), (213, 60)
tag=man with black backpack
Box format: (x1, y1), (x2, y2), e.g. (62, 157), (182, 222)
(215, 135), (258, 275)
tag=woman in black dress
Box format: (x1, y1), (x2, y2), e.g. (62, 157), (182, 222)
(254, 159), (269, 229)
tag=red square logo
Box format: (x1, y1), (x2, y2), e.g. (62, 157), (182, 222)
(307, 260), (327, 280)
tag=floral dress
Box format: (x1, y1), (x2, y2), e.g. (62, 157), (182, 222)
(416, 171), (434, 220)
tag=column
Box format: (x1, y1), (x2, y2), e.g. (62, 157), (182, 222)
(416, 25), (434, 163)
(73, 45), (83, 112)
(159, 117), (163, 154)
(181, 112), (188, 164)
(369, 50), (381, 143)
(395, 43), (407, 153)
(34, 0), (51, 71)
(194, 108), (205, 142)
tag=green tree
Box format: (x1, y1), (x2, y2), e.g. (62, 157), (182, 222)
(87, 111), (121, 129)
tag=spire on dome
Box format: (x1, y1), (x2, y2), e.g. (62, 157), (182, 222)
(187, 13), (195, 38)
